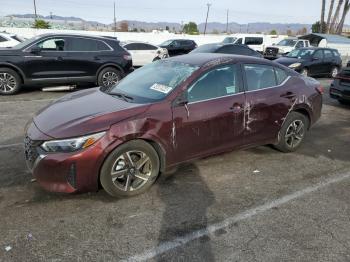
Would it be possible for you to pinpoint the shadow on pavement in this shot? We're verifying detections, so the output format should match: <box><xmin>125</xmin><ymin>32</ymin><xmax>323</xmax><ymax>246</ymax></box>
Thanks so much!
<box><xmin>155</xmin><ymin>163</ymin><xmax>215</xmax><ymax>261</ymax></box>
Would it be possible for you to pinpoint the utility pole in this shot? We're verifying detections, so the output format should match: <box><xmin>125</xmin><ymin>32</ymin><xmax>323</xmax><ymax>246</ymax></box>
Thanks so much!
<box><xmin>113</xmin><ymin>1</ymin><xmax>117</xmax><ymax>33</ymax></box>
<box><xmin>33</xmin><ymin>0</ymin><xmax>38</xmax><ymax>20</ymax></box>
<box><xmin>204</xmin><ymin>3</ymin><xmax>211</xmax><ymax>35</ymax></box>
<box><xmin>226</xmin><ymin>9</ymin><xmax>229</xmax><ymax>34</ymax></box>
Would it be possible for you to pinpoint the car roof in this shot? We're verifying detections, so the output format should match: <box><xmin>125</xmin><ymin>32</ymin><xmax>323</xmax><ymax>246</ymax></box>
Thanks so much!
<box><xmin>166</xmin><ymin>53</ymin><xmax>272</xmax><ymax>67</ymax></box>
<box><xmin>35</xmin><ymin>33</ymin><xmax>117</xmax><ymax>41</ymax></box>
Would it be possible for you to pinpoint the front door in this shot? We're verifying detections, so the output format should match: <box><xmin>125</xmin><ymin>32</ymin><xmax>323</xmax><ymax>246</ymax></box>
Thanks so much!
<box><xmin>24</xmin><ymin>37</ymin><xmax>69</xmax><ymax>81</ymax></box>
<box><xmin>310</xmin><ymin>50</ymin><xmax>326</xmax><ymax>75</ymax></box>
<box><xmin>172</xmin><ymin>64</ymin><xmax>246</xmax><ymax>161</ymax></box>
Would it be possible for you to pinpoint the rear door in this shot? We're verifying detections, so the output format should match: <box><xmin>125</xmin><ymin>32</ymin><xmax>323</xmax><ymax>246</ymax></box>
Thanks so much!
<box><xmin>310</xmin><ymin>49</ymin><xmax>326</xmax><ymax>75</ymax></box>
<box><xmin>172</xmin><ymin>64</ymin><xmax>246</xmax><ymax>160</ymax></box>
<box><xmin>138</xmin><ymin>43</ymin><xmax>158</xmax><ymax>65</ymax></box>
<box><xmin>65</xmin><ymin>36</ymin><xmax>112</xmax><ymax>78</ymax></box>
<box><xmin>323</xmin><ymin>49</ymin><xmax>335</xmax><ymax>73</ymax></box>
<box><xmin>124</xmin><ymin>43</ymin><xmax>143</xmax><ymax>66</ymax></box>
<box><xmin>23</xmin><ymin>37</ymin><xmax>69</xmax><ymax>80</ymax></box>
<box><xmin>242</xmin><ymin>64</ymin><xmax>295</xmax><ymax>145</ymax></box>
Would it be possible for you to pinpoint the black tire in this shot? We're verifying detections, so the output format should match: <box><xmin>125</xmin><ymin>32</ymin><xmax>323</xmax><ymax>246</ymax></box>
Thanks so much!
<box><xmin>274</xmin><ymin>112</ymin><xmax>309</xmax><ymax>153</ymax></box>
<box><xmin>0</xmin><ymin>68</ymin><xmax>21</xmax><ymax>95</ymax></box>
<box><xmin>97</xmin><ymin>67</ymin><xmax>122</xmax><ymax>88</ymax></box>
<box><xmin>100</xmin><ymin>140</ymin><xmax>160</xmax><ymax>197</ymax></box>
<box><xmin>152</xmin><ymin>56</ymin><xmax>161</xmax><ymax>62</ymax></box>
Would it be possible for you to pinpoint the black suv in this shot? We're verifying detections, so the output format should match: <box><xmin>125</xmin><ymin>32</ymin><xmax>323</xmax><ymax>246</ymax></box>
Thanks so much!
<box><xmin>159</xmin><ymin>39</ymin><xmax>197</xmax><ymax>56</ymax></box>
<box><xmin>0</xmin><ymin>34</ymin><xmax>133</xmax><ymax>95</ymax></box>
<box><xmin>190</xmin><ymin>43</ymin><xmax>263</xmax><ymax>58</ymax></box>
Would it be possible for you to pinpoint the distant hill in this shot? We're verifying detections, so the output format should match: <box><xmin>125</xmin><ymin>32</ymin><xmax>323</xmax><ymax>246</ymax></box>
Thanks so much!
<box><xmin>6</xmin><ymin>14</ymin><xmax>312</xmax><ymax>33</ymax></box>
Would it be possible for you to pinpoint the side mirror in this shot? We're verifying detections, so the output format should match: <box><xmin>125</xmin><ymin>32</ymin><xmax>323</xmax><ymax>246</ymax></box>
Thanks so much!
<box><xmin>174</xmin><ymin>92</ymin><xmax>188</xmax><ymax>107</ymax></box>
<box><xmin>30</xmin><ymin>46</ymin><xmax>41</xmax><ymax>54</ymax></box>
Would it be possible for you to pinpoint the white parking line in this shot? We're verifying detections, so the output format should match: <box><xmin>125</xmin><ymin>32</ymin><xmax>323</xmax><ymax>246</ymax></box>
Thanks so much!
<box><xmin>124</xmin><ymin>171</ymin><xmax>350</xmax><ymax>262</ymax></box>
<box><xmin>0</xmin><ymin>143</ymin><xmax>23</xmax><ymax>150</ymax></box>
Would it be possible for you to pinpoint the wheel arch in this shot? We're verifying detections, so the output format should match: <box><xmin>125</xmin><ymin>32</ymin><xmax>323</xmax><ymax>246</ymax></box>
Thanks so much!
<box><xmin>96</xmin><ymin>63</ymin><xmax>125</xmax><ymax>79</ymax></box>
<box><xmin>293</xmin><ymin>107</ymin><xmax>312</xmax><ymax>129</ymax></box>
<box><xmin>0</xmin><ymin>63</ymin><xmax>26</xmax><ymax>84</ymax></box>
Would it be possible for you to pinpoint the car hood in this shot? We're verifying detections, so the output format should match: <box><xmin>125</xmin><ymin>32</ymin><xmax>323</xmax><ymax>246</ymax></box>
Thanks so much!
<box><xmin>33</xmin><ymin>88</ymin><xmax>150</xmax><ymax>138</ymax></box>
<box><xmin>275</xmin><ymin>57</ymin><xmax>305</xmax><ymax>67</ymax></box>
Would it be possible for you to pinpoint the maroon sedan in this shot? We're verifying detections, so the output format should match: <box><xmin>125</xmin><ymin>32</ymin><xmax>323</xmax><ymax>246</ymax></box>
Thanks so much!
<box><xmin>24</xmin><ymin>54</ymin><xmax>323</xmax><ymax>197</ymax></box>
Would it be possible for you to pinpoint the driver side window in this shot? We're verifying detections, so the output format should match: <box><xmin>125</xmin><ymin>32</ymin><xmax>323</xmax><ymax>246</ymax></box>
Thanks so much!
<box><xmin>187</xmin><ymin>64</ymin><xmax>241</xmax><ymax>103</ymax></box>
<box><xmin>37</xmin><ymin>38</ymin><xmax>66</xmax><ymax>51</ymax></box>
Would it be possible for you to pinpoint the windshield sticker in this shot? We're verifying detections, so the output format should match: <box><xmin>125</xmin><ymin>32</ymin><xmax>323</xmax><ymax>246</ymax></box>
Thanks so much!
<box><xmin>226</xmin><ymin>85</ymin><xmax>236</xmax><ymax>94</ymax></box>
<box><xmin>150</xmin><ymin>83</ymin><xmax>172</xmax><ymax>94</ymax></box>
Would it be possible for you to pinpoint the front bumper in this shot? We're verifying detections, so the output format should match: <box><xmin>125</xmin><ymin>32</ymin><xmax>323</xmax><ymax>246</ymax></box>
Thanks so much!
<box><xmin>24</xmin><ymin>123</ymin><xmax>114</xmax><ymax>193</ymax></box>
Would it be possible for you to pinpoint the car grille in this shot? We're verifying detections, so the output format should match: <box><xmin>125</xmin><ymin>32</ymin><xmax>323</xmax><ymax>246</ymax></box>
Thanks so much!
<box><xmin>24</xmin><ymin>136</ymin><xmax>41</xmax><ymax>170</ymax></box>
<box><xmin>265</xmin><ymin>47</ymin><xmax>279</xmax><ymax>57</ymax></box>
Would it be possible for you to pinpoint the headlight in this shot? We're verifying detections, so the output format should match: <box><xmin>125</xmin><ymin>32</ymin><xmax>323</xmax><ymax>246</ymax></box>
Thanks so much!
<box><xmin>289</xmin><ymin>63</ymin><xmax>302</xmax><ymax>69</ymax></box>
<box><xmin>41</xmin><ymin>131</ymin><xmax>106</xmax><ymax>153</ymax></box>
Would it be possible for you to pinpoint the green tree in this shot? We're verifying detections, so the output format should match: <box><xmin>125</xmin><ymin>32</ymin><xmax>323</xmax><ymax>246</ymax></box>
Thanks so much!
<box><xmin>270</xmin><ymin>29</ymin><xmax>278</xmax><ymax>35</ymax></box>
<box><xmin>312</xmin><ymin>21</ymin><xmax>327</xmax><ymax>33</ymax></box>
<box><xmin>183</xmin><ymin>22</ymin><xmax>199</xmax><ymax>35</ymax></box>
<box><xmin>33</xmin><ymin>19</ymin><xmax>51</xmax><ymax>29</ymax></box>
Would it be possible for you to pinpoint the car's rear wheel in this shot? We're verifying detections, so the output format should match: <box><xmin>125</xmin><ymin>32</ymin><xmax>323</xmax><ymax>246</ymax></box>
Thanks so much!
<box><xmin>97</xmin><ymin>67</ymin><xmax>122</xmax><ymax>88</ymax></box>
<box><xmin>331</xmin><ymin>66</ymin><xmax>339</xmax><ymax>78</ymax></box>
<box><xmin>100</xmin><ymin>140</ymin><xmax>160</xmax><ymax>197</ymax></box>
<box><xmin>0</xmin><ymin>68</ymin><xmax>21</xmax><ymax>95</ymax></box>
<box><xmin>274</xmin><ymin>112</ymin><xmax>309</xmax><ymax>153</ymax></box>
<box><xmin>301</xmin><ymin>68</ymin><xmax>309</xmax><ymax>77</ymax></box>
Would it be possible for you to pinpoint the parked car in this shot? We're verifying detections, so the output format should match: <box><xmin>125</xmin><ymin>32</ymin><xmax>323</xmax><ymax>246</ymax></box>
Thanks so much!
<box><xmin>0</xmin><ymin>32</ymin><xmax>24</xmax><ymax>47</ymax></box>
<box><xmin>275</xmin><ymin>47</ymin><xmax>342</xmax><ymax>77</ymax></box>
<box><xmin>330</xmin><ymin>67</ymin><xmax>350</xmax><ymax>104</ymax></box>
<box><xmin>0</xmin><ymin>33</ymin><xmax>133</xmax><ymax>95</ymax></box>
<box><xmin>122</xmin><ymin>41</ymin><xmax>168</xmax><ymax>66</ymax></box>
<box><xmin>222</xmin><ymin>34</ymin><xmax>284</xmax><ymax>53</ymax></box>
<box><xmin>24</xmin><ymin>53</ymin><xmax>322</xmax><ymax>197</ymax></box>
<box><xmin>347</xmin><ymin>60</ymin><xmax>350</xmax><ymax>67</ymax></box>
<box><xmin>264</xmin><ymin>38</ymin><xmax>311</xmax><ymax>59</ymax></box>
<box><xmin>191</xmin><ymin>43</ymin><xmax>263</xmax><ymax>58</ymax></box>
<box><xmin>159</xmin><ymin>39</ymin><xmax>197</xmax><ymax>56</ymax></box>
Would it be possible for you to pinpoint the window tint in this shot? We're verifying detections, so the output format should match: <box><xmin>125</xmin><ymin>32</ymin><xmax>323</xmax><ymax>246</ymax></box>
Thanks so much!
<box><xmin>218</xmin><ymin>45</ymin><xmax>250</xmax><ymax>56</ymax></box>
<box><xmin>37</xmin><ymin>38</ymin><xmax>65</xmax><ymax>51</ymax></box>
<box><xmin>245</xmin><ymin>37</ymin><xmax>263</xmax><ymax>45</ymax></box>
<box><xmin>188</xmin><ymin>65</ymin><xmax>241</xmax><ymax>103</ymax></box>
<box><xmin>67</xmin><ymin>38</ymin><xmax>109</xmax><ymax>51</ymax></box>
<box><xmin>313</xmin><ymin>50</ymin><xmax>324</xmax><ymax>59</ymax></box>
<box><xmin>138</xmin><ymin>43</ymin><xmax>158</xmax><ymax>50</ymax></box>
<box><xmin>332</xmin><ymin>50</ymin><xmax>340</xmax><ymax>57</ymax></box>
<box><xmin>275</xmin><ymin>68</ymin><xmax>288</xmax><ymax>85</ymax></box>
<box><xmin>236</xmin><ymin>38</ymin><xmax>243</xmax><ymax>44</ymax></box>
<box><xmin>324</xmin><ymin>50</ymin><xmax>333</xmax><ymax>59</ymax></box>
<box><xmin>296</xmin><ymin>41</ymin><xmax>304</xmax><ymax>48</ymax></box>
<box><xmin>244</xmin><ymin>64</ymin><xmax>277</xmax><ymax>91</ymax></box>
<box><xmin>124</xmin><ymin>43</ymin><xmax>139</xmax><ymax>50</ymax></box>
<box><xmin>0</xmin><ymin>36</ymin><xmax>7</xmax><ymax>42</ymax></box>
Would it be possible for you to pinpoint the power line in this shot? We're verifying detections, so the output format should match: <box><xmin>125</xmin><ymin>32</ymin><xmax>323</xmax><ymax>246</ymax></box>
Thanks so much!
<box><xmin>204</xmin><ymin>3</ymin><xmax>211</xmax><ymax>35</ymax></box>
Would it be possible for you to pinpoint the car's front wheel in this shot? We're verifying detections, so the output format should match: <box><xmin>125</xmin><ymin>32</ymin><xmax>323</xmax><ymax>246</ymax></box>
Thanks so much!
<box><xmin>97</xmin><ymin>67</ymin><xmax>122</xmax><ymax>88</ymax></box>
<box><xmin>274</xmin><ymin>112</ymin><xmax>309</xmax><ymax>153</ymax></box>
<box><xmin>0</xmin><ymin>68</ymin><xmax>21</xmax><ymax>95</ymax></box>
<box><xmin>100</xmin><ymin>140</ymin><xmax>160</xmax><ymax>197</ymax></box>
<box><xmin>301</xmin><ymin>68</ymin><xmax>309</xmax><ymax>77</ymax></box>
<box><xmin>331</xmin><ymin>66</ymin><xmax>339</xmax><ymax>78</ymax></box>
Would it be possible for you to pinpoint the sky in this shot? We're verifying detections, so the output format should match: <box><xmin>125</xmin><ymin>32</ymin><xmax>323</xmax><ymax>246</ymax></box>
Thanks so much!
<box><xmin>0</xmin><ymin>0</ymin><xmax>349</xmax><ymax>25</ymax></box>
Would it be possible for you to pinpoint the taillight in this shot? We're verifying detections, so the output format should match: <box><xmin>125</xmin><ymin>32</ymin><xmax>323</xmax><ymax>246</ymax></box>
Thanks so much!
<box><xmin>123</xmin><ymin>54</ymin><xmax>132</xmax><ymax>61</ymax></box>
<box><xmin>316</xmin><ymin>85</ymin><xmax>324</xmax><ymax>94</ymax></box>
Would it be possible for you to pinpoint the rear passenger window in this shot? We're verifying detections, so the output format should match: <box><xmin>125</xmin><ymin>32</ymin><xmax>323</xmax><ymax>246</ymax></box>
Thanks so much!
<box><xmin>275</xmin><ymin>68</ymin><xmax>288</xmax><ymax>85</ymax></box>
<box><xmin>324</xmin><ymin>50</ymin><xmax>333</xmax><ymax>59</ymax></box>
<box><xmin>0</xmin><ymin>36</ymin><xmax>7</xmax><ymax>42</ymax></box>
<box><xmin>244</xmin><ymin>64</ymin><xmax>277</xmax><ymax>91</ymax></box>
<box><xmin>68</xmin><ymin>38</ymin><xmax>109</xmax><ymax>51</ymax></box>
<box><xmin>332</xmin><ymin>50</ymin><xmax>340</xmax><ymax>57</ymax></box>
<box><xmin>188</xmin><ymin>64</ymin><xmax>241</xmax><ymax>103</ymax></box>
<box><xmin>245</xmin><ymin>37</ymin><xmax>263</xmax><ymax>45</ymax></box>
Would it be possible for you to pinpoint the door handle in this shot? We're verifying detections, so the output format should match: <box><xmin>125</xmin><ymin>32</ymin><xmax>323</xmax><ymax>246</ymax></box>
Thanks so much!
<box><xmin>281</xmin><ymin>91</ymin><xmax>296</xmax><ymax>99</ymax></box>
<box><xmin>230</xmin><ymin>104</ymin><xmax>243</xmax><ymax>113</ymax></box>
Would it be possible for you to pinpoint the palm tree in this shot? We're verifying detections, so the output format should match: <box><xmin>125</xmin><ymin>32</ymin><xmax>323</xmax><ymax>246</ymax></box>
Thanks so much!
<box><xmin>330</xmin><ymin>0</ymin><xmax>344</xmax><ymax>33</ymax></box>
<box><xmin>326</xmin><ymin>0</ymin><xmax>336</xmax><ymax>33</ymax></box>
<box><xmin>336</xmin><ymin>0</ymin><xmax>350</xmax><ymax>34</ymax></box>
<box><xmin>321</xmin><ymin>0</ymin><xmax>326</xmax><ymax>32</ymax></box>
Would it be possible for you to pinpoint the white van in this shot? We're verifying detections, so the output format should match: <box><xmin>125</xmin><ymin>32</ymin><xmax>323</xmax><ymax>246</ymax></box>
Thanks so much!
<box><xmin>222</xmin><ymin>34</ymin><xmax>285</xmax><ymax>53</ymax></box>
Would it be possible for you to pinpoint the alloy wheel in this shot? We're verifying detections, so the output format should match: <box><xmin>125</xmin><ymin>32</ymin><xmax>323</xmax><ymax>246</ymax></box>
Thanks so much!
<box><xmin>301</xmin><ymin>69</ymin><xmax>308</xmax><ymax>77</ymax></box>
<box><xmin>331</xmin><ymin>67</ymin><xmax>338</xmax><ymax>78</ymax></box>
<box><xmin>110</xmin><ymin>150</ymin><xmax>152</xmax><ymax>192</ymax></box>
<box><xmin>102</xmin><ymin>71</ymin><xmax>120</xmax><ymax>87</ymax></box>
<box><xmin>0</xmin><ymin>73</ymin><xmax>16</xmax><ymax>93</ymax></box>
<box><xmin>285</xmin><ymin>120</ymin><xmax>305</xmax><ymax>149</ymax></box>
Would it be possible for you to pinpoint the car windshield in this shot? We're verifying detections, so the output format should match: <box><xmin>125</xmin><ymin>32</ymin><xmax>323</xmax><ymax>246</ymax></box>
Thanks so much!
<box><xmin>277</xmin><ymin>39</ymin><xmax>297</xmax><ymax>46</ymax></box>
<box><xmin>286</xmin><ymin>49</ymin><xmax>314</xmax><ymax>59</ymax></box>
<box><xmin>190</xmin><ymin>44</ymin><xmax>219</xmax><ymax>53</ymax></box>
<box><xmin>108</xmin><ymin>60</ymin><xmax>199</xmax><ymax>103</ymax></box>
<box><xmin>160</xmin><ymin>40</ymin><xmax>173</xmax><ymax>46</ymax></box>
<box><xmin>12</xmin><ymin>35</ymin><xmax>41</xmax><ymax>49</ymax></box>
<box><xmin>222</xmin><ymin>37</ymin><xmax>237</xmax><ymax>44</ymax></box>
